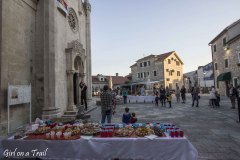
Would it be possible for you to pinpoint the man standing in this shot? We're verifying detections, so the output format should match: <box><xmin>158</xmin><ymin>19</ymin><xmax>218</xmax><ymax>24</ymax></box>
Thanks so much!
<box><xmin>100</xmin><ymin>85</ymin><xmax>115</xmax><ymax>123</ymax></box>
<box><xmin>80</xmin><ymin>82</ymin><xmax>88</xmax><ymax>111</ymax></box>
<box><xmin>229</xmin><ymin>84</ymin><xmax>237</xmax><ymax>109</ymax></box>
<box><xmin>180</xmin><ymin>85</ymin><xmax>186</xmax><ymax>103</ymax></box>
<box><xmin>236</xmin><ymin>85</ymin><xmax>240</xmax><ymax>122</ymax></box>
<box><xmin>192</xmin><ymin>84</ymin><xmax>200</xmax><ymax>107</ymax></box>
<box><xmin>159</xmin><ymin>85</ymin><xmax>166</xmax><ymax>107</ymax></box>
<box><xmin>122</xmin><ymin>89</ymin><xmax>128</xmax><ymax>104</ymax></box>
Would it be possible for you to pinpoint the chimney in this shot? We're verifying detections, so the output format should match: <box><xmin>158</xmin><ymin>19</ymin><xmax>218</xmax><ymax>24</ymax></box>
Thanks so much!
<box><xmin>116</xmin><ymin>73</ymin><xmax>119</xmax><ymax>77</ymax></box>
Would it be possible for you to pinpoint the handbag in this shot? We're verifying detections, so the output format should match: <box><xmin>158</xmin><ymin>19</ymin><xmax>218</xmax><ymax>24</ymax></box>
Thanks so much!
<box><xmin>198</xmin><ymin>95</ymin><xmax>200</xmax><ymax>99</ymax></box>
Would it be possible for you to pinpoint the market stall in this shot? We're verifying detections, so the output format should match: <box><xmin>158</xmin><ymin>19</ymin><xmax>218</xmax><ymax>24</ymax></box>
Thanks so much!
<box><xmin>0</xmin><ymin>122</ymin><xmax>198</xmax><ymax>160</ymax></box>
<box><xmin>127</xmin><ymin>95</ymin><xmax>155</xmax><ymax>103</ymax></box>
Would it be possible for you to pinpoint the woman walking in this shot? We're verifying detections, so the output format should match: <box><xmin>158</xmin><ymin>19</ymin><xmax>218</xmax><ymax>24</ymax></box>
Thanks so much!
<box><xmin>175</xmin><ymin>86</ymin><xmax>180</xmax><ymax>103</ymax></box>
<box><xmin>210</xmin><ymin>86</ymin><xmax>217</xmax><ymax>108</ymax></box>
<box><xmin>180</xmin><ymin>85</ymin><xmax>186</xmax><ymax>103</ymax></box>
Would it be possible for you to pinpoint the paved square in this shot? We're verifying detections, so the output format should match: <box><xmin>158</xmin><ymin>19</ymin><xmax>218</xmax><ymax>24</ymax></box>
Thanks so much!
<box><xmin>89</xmin><ymin>94</ymin><xmax>240</xmax><ymax>160</ymax></box>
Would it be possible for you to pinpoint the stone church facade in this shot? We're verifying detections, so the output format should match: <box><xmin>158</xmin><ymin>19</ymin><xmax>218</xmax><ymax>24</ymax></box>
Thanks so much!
<box><xmin>0</xmin><ymin>0</ymin><xmax>92</xmax><ymax>135</ymax></box>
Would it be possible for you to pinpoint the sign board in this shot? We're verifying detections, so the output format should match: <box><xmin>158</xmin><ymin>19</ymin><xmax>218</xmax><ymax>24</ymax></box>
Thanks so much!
<box><xmin>8</xmin><ymin>84</ymin><xmax>31</xmax><ymax>133</ymax></box>
<box><xmin>8</xmin><ymin>85</ymin><xmax>31</xmax><ymax>105</ymax></box>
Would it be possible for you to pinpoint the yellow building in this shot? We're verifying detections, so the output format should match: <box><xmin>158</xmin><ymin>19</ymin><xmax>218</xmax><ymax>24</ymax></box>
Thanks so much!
<box><xmin>130</xmin><ymin>51</ymin><xmax>184</xmax><ymax>90</ymax></box>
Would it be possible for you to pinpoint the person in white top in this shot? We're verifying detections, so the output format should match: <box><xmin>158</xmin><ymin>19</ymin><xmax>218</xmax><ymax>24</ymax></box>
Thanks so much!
<box><xmin>210</xmin><ymin>86</ymin><xmax>216</xmax><ymax>108</ymax></box>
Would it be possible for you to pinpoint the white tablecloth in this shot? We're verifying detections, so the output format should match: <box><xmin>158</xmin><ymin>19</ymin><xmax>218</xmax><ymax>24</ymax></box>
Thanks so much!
<box><xmin>0</xmin><ymin>137</ymin><xmax>4</xmax><ymax>159</ymax></box>
<box><xmin>1</xmin><ymin>137</ymin><xmax>198</xmax><ymax>160</ymax></box>
<box><xmin>127</xmin><ymin>96</ymin><xmax>155</xmax><ymax>103</ymax></box>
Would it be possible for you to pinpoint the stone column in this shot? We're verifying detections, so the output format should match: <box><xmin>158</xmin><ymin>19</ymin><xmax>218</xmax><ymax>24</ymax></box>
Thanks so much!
<box><xmin>42</xmin><ymin>0</ymin><xmax>60</xmax><ymax>119</ymax></box>
<box><xmin>84</xmin><ymin>1</ymin><xmax>92</xmax><ymax>100</ymax></box>
<box><xmin>67</xmin><ymin>70</ymin><xmax>76</xmax><ymax>111</ymax></box>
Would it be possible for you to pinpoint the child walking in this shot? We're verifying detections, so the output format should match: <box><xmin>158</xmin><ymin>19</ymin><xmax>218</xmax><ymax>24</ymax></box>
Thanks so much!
<box><xmin>166</xmin><ymin>92</ymin><xmax>172</xmax><ymax>108</ymax></box>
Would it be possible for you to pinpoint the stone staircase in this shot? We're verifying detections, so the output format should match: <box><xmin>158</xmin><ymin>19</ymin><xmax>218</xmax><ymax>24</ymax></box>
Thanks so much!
<box><xmin>62</xmin><ymin>102</ymin><xmax>96</xmax><ymax>120</ymax></box>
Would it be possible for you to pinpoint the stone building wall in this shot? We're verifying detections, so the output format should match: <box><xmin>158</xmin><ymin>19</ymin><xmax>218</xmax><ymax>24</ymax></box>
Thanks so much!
<box><xmin>131</xmin><ymin>52</ymin><xmax>183</xmax><ymax>90</ymax></box>
<box><xmin>0</xmin><ymin>0</ymin><xmax>37</xmax><ymax>134</ymax></box>
<box><xmin>0</xmin><ymin>0</ymin><xmax>92</xmax><ymax>135</ymax></box>
<box><xmin>212</xmin><ymin>33</ymin><xmax>240</xmax><ymax>95</ymax></box>
<box><xmin>131</xmin><ymin>56</ymin><xmax>164</xmax><ymax>83</ymax></box>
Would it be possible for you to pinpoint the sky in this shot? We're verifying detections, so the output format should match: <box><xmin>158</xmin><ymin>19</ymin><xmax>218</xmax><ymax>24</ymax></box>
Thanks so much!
<box><xmin>90</xmin><ymin>0</ymin><xmax>240</xmax><ymax>76</ymax></box>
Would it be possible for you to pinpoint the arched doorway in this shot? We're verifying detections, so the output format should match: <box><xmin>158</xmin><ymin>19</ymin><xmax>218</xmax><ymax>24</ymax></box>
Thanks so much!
<box><xmin>73</xmin><ymin>56</ymin><xmax>84</xmax><ymax>105</ymax></box>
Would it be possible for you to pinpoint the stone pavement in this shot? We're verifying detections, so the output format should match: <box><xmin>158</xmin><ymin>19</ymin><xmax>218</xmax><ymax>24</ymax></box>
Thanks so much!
<box><xmin>89</xmin><ymin>94</ymin><xmax>240</xmax><ymax>160</ymax></box>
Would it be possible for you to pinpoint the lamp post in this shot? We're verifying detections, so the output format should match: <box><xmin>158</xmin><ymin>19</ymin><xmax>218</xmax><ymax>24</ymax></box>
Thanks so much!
<box><xmin>203</xmin><ymin>72</ymin><xmax>206</xmax><ymax>93</ymax></box>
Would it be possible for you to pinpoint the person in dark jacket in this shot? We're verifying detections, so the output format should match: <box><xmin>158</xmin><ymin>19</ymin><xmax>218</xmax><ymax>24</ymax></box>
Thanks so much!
<box><xmin>229</xmin><ymin>84</ymin><xmax>237</xmax><ymax>109</ymax></box>
<box><xmin>180</xmin><ymin>85</ymin><xmax>186</xmax><ymax>103</ymax></box>
<box><xmin>130</xmin><ymin>112</ymin><xmax>137</xmax><ymax>123</ymax></box>
<box><xmin>122</xmin><ymin>107</ymin><xmax>131</xmax><ymax>124</ymax></box>
<box><xmin>159</xmin><ymin>85</ymin><xmax>166</xmax><ymax>107</ymax></box>
<box><xmin>80</xmin><ymin>82</ymin><xmax>88</xmax><ymax>110</ymax></box>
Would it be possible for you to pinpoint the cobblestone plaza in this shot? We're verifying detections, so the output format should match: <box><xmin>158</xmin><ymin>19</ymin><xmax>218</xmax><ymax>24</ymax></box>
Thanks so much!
<box><xmin>90</xmin><ymin>94</ymin><xmax>240</xmax><ymax>160</ymax></box>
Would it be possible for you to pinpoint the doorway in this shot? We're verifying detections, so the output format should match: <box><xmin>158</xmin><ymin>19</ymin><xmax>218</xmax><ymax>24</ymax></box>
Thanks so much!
<box><xmin>73</xmin><ymin>73</ymin><xmax>78</xmax><ymax>105</ymax></box>
<box><xmin>225</xmin><ymin>81</ymin><xmax>230</xmax><ymax>97</ymax></box>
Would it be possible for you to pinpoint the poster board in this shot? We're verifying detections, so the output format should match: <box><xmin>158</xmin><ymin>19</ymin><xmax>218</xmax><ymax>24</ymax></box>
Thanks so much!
<box><xmin>7</xmin><ymin>84</ymin><xmax>31</xmax><ymax>133</ymax></box>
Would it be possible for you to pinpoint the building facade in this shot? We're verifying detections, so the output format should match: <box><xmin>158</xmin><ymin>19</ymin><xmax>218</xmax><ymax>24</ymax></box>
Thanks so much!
<box><xmin>0</xmin><ymin>0</ymin><xmax>92</xmax><ymax>135</ymax></box>
<box><xmin>183</xmin><ymin>70</ymin><xmax>197</xmax><ymax>92</ymax></box>
<box><xmin>130</xmin><ymin>51</ymin><xmax>184</xmax><ymax>90</ymax></box>
<box><xmin>209</xmin><ymin>19</ymin><xmax>240</xmax><ymax>96</ymax></box>
<box><xmin>92</xmin><ymin>74</ymin><xmax>129</xmax><ymax>94</ymax></box>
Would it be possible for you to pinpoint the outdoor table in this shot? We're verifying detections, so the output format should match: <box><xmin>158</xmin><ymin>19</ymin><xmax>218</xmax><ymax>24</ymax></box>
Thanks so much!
<box><xmin>0</xmin><ymin>136</ymin><xmax>4</xmax><ymax>159</ymax></box>
<box><xmin>127</xmin><ymin>95</ymin><xmax>155</xmax><ymax>103</ymax></box>
<box><xmin>1</xmin><ymin>136</ymin><xmax>198</xmax><ymax>160</ymax></box>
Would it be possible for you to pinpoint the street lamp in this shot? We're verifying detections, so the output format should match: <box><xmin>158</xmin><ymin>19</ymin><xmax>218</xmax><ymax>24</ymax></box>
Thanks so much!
<box><xmin>203</xmin><ymin>72</ymin><xmax>206</xmax><ymax>93</ymax></box>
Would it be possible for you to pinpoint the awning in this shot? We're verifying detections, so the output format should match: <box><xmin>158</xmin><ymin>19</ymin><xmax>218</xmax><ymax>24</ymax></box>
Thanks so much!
<box><xmin>217</xmin><ymin>72</ymin><xmax>231</xmax><ymax>81</ymax></box>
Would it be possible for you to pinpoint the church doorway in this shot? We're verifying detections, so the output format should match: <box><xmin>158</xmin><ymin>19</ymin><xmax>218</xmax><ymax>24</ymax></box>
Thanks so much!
<box><xmin>73</xmin><ymin>56</ymin><xmax>84</xmax><ymax>106</ymax></box>
<box><xmin>73</xmin><ymin>73</ymin><xmax>78</xmax><ymax>105</ymax></box>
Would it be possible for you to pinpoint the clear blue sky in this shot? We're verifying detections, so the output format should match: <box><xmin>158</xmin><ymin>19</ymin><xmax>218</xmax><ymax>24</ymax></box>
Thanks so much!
<box><xmin>91</xmin><ymin>0</ymin><xmax>240</xmax><ymax>76</ymax></box>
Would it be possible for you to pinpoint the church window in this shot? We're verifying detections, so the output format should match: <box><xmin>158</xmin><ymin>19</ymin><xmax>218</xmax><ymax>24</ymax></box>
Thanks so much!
<box><xmin>68</xmin><ymin>8</ymin><xmax>79</xmax><ymax>33</ymax></box>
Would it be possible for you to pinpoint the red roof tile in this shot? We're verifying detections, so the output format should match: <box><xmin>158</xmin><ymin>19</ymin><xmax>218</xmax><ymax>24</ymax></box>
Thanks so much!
<box><xmin>106</xmin><ymin>76</ymin><xmax>129</xmax><ymax>85</ymax></box>
<box><xmin>156</xmin><ymin>51</ymin><xmax>175</xmax><ymax>61</ymax></box>
<box><xmin>92</xmin><ymin>75</ymin><xmax>129</xmax><ymax>85</ymax></box>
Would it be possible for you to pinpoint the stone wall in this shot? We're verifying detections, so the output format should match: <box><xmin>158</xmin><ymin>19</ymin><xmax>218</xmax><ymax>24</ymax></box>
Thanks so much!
<box><xmin>0</xmin><ymin>0</ymin><xmax>37</xmax><ymax>134</ymax></box>
<box><xmin>131</xmin><ymin>56</ymin><xmax>164</xmax><ymax>83</ymax></box>
<box><xmin>55</xmin><ymin>0</ymin><xmax>89</xmax><ymax>113</ymax></box>
<box><xmin>212</xmin><ymin>33</ymin><xmax>240</xmax><ymax>95</ymax></box>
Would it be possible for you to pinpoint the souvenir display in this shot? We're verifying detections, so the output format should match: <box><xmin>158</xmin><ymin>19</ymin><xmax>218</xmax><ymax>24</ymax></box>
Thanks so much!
<box><xmin>135</xmin><ymin>127</ymin><xmax>154</xmax><ymax>137</ymax></box>
<box><xmin>17</xmin><ymin>122</ymin><xmax>184</xmax><ymax>140</ymax></box>
<box><xmin>114</xmin><ymin>126</ymin><xmax>134</xmax><ymax>137</ymax></box>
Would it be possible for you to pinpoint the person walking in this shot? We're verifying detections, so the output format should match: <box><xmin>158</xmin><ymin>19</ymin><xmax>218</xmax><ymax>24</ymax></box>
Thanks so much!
<box><xmin>79</xmin><ymin>82</ymin><xmax>88</xmax><ymax>111</ymax></box>
<box><xmin>209</xmin><ymin>86</ymin><xmax>217</xmax><ymax>108</ymax></box>
<box><xmin>180</xmin><ymin>85</ymin><xmax>186</xmax><ymax>103</ymax></box>
<box><xmin>159</xmin><ymin>85</ymin><xmax>166</xmax><ymax>107</ymax></box>
<box><xmin>192</xmin><ymin>85</ymin><xmax>200</xmax><ymax>107</ymax></box>
<box><xmin>122</xmin><ymin>89</ymin><xmax>128</xmax><ymax>104</ymax></box>
<box><xmin>155</xmin><ymin>91</ymin><xmax>159</xmax><ymax>106</ymax></box>
<box><xmin>229</xmin><ymin>84</ymin><xmax>237</xmax><ymax>109</ymax></box>
<box><xmin>175</xmin><ymin>86</ymin><xmax>180</xmax><ymax>103</ymax></box>
<box><xmin>215</xmin><ymin>90</ymin><xmax>221</xmax><ymax>107</ymax></box>
<box><xmin>166</xmin><ymin>92</ymin><xmax>172</xmax><ymax>108</ymax></box>
<box><xmin>100</xmin><ymin>85</ymin><xmax>115</xmax><ymax>123</ymax></box>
